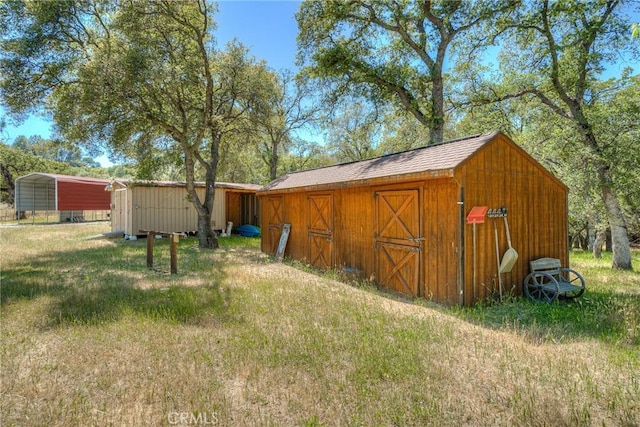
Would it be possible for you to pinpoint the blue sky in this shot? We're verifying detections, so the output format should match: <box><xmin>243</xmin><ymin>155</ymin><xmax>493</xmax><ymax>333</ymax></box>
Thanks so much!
<box><xmin>1</xmin><ymin>1</ymin><xmax>637</xmax><ymax>166</ymax></box>
<box><xmin>1</xmin><ymin>0</ymin><xmax>303</xmax><ymax>165</ymax></box>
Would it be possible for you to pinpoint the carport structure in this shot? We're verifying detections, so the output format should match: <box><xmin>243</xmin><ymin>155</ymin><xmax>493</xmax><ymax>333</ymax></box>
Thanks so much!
<box><xmin>14</xmin><ymin>173</ymin><xmax>111</xmax><ymax>222</ymax></box>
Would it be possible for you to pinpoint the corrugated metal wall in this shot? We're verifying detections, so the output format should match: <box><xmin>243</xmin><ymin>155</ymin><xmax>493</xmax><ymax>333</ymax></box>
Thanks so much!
<box><xmin>15</xmin><ymin>174</ymin><xmax>111</xmax><ymax>213</ymax></box>
<box><xmin>15</xmin><ymin>179</ymin><xmax>56</xmax><ymax>211</ymax></box>
<box><xmin>116</xmin><ymin>186</ymin><xmax>228</xmax><ymax>235</ymax></box>
<box><xmin>57</xmin><ymin>181</ymin><xmax>111</xmax><ymax>210</ymax></box>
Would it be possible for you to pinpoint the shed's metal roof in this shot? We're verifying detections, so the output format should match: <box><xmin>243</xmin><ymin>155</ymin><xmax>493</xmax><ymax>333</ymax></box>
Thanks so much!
<box><xmin>260</xmin><ymin>131</ymin><xmax>499</xmax><ymax>192</ymax></box>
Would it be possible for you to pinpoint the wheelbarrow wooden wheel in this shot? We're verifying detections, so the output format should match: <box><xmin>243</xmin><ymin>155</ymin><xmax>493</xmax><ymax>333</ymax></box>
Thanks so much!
<box><xmin>559</xmin><ymin>268</ymin><xmax>586</xmax><ymax>298</ymax></box>
<box><xmin>524</xmin><ymin>272</ymin><xmax>559</xmax><ymax>303</ymax></box>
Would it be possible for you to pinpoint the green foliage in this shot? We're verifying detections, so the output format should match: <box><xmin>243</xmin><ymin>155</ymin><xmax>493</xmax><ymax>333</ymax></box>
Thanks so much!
<box><xmin>216</xmin><ymin>133</ymin><xmax>267</xmax><ymax>184</ymax></box>
<box><xmin>458</xmin><ymin>0</ymin><xmax>639</xmax><ymax>267</ymax></box>
<box><xmin>12</xmin><ymin>135</ymin><xmax>99</xmax><ymax>167</ymax></box>
<box><xmin>0</xmin><ymin>142</ymin><xmax>68</xmax><ymax>204</ymax></box>
<box><xmin>278</xmin><ymin>137</ymin><xmax>334</xmax><ymax>174</ymax></box>
<box><xmin>322</xmin><ymin>99</ymin><xmax>381</xmax><ymax>162</ymax></box>
<box><xmin>0</xmin><ymin>0</ymin><xmax>279</xmax><ymax>247</ymax></box>
<box><xmin>297</xmin><ymin>0</ymin><xmax>515</xmax><ymax>144</ymax></box>
<box><xmin>248</xmin><ymin>70</ymin><xmax>320</xmax><ymax>180</ymax></box>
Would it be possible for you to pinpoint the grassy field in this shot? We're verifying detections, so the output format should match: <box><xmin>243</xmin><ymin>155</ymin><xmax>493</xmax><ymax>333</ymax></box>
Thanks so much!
<box><xmin>1</xmin><ymin>223</ymin><xmax>638</xmax><ymax>426</ymax></box>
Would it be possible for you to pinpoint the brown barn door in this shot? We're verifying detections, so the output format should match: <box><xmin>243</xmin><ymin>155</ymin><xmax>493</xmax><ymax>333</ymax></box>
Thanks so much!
<box><xmin>308</xmin><ymin>194</ymin><xmax>333</xmax><ymax>269</ymax></box>
<box><xmin>375</xmin><ymin>189</ymin><xmax>421</xmax><ymax>296</ymax></box>
<box><xmin>267</xmin><ymin>196</ymin><xmax>284</xmax><ymax>253</ymax></box>
<box><xmin>226</xmin><ymin>192</ymin><xmax>241</xmax><ymax>227</ymax></box>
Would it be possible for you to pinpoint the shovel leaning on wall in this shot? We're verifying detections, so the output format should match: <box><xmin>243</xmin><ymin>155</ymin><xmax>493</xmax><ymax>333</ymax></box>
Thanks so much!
<box><xmin>490</xmin><ymin>207</ymin><xmax>519</xmax><ymax>301</ymax></box>
<box><xmin>499</xmin><ymin>208</ymin><xmax>518</xmax><ymax>274</ymax></box>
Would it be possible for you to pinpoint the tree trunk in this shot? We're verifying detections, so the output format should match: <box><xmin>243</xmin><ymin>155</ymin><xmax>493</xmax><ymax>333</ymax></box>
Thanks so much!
<box><xmin>581</xmin><ymin>235</ymin><xmax>589</xmax><ymax>250</ymax></box>
<box><xmin>597</xmin><ymin>166</ymin><xmax>632</xmax><ymax>269</ymax></box>
<box><xmin>197</xmin><ymin>213</ymin><xmax>218</xmax><ymax>249</ymax></box>
<box><xmin>587</xmin><ymin>219</ymin><xmax>596</xmax><ymax>251</ymax></box>
<box><xmin>184</xmin><ymin>148</ymin><xmax>219</xmax><ymax>250</ymax></box>
<box><xmin>570</xmin><ymin>104</ymin><xmax>632</xmax><ymax>269</ymax></box>
<box><xmin>1</xmin><ymin>163</ymin><xmax>16</xmax><ymax>205</ymax></box>
<box><xmin>593</xmin><ymin>228</ymin><xmax>606</xmax><ymax>259</ymax></box>
<box><xmin>270</xmin><ymin>142</ymin><xmax>279</xmax><ymax>181</ymax></box>
<box><xmin>430</xmin><ymin>72</ymin><xmax>444</xmax><ymax>144</ymax></box>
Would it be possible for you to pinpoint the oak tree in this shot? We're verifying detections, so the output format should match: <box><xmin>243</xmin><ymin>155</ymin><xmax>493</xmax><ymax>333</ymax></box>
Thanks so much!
<box><xmin>1</xmin><ymin>0</ymin><xmax>269</xmax><ymax>248</ymax></box>
<box><xmin>296</xmin><ymin>0</ymin><xmax>514</xmax><ymax>144</ymax></box>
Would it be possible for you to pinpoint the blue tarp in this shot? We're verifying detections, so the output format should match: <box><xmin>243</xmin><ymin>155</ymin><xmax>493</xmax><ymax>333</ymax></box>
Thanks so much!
<box><xmin>235</xmin><ymin>224</ymin><xmax>261</xmax><ymax>237</ymax></box>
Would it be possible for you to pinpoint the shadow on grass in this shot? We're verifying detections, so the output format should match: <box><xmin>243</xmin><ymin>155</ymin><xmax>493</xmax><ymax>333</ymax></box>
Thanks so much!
<box><xmin>450</xmin><ymin>288</ymin><xmax>640</xmax><ymax>347</ymax></box>
<box><xmin>49</xmin><ymin>278</ymin><xmax>232</xmax><ymax>327</ymax></box>
<box><xmin>1</xmin><ymin>237</ymin><xmax>235</xmax><ymax>328</ymax></box>
<box><xmin>282</xmin><ymin>251</ymin><xmax>640</xmax><ymax>347</ymax></box>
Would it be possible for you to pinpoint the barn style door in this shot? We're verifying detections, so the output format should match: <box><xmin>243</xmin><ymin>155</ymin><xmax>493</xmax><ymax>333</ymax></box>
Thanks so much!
<box><xmin>226</xmin><ymin>192</ymin><xmax>241</xmax><ymax>227</ymax></box>
<box><xmin>267</xmin><ymin>196</ymin><xmax>284</xmax><ymax>253</ymax></box>
<box><xmin>308</xmin><ymin>194</ymin><xmax>333</xmax><ymax>269</ymax></box>
<box><xmin>375</xmin><ymin>189</ymin><xmax>421</xmax><ymax>296</ymax></box>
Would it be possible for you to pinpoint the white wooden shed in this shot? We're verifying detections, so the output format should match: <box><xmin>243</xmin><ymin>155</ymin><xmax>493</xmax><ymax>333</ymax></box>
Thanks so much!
<box><xmin>108</xmin><ymin>180</ymin><xmax>261</xmax><ymax>236</ymax></box>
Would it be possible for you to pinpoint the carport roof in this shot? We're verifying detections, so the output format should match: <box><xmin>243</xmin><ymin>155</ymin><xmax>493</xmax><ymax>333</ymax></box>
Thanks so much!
<box><xmin>16</xmin><ymin>173</ymin><xmax>111</xmax><ymax>186</ymax></box>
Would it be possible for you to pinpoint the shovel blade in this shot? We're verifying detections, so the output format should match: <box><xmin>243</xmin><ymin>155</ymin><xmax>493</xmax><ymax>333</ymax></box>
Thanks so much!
<box><xmin>499</xmin><ymin>248</ymin><xmax>518</xmax><ymax>273</ymax></box>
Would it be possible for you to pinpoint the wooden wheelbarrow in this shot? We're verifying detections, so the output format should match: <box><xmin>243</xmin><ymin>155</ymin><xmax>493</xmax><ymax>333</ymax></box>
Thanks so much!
<box><xmin>523</xmin><ymin>258</ymin><xmax>586</xmax><ymax>303</ymax></box>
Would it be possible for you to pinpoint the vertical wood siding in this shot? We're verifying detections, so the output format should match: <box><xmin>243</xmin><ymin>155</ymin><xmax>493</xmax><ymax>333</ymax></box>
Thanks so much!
<box><xmin>423</xmin><ymin>179</ymin><xmax>459</xmax><ymax>304</ymax></box>
<box><xmin>308</xmin><ymin>194</ymin><xmax>334</xmax><ymax>269</ymax></box>
<box><xmin>263</xmin><ymin>196</ymin><xmax>285</xmax><ymax>254</ymax></box>
<box><xmin>259</xmin><ymin>133</ymin><xmax>568</xmax><ymax>306</ymax></box>
<box><xmin>455</xmin><ymin>134</ymin><xmax>568</xmax><ymax>304</ymax></box>
<box><xmin>226</xmin><ymin>192</ymin><xmax>241</xmax><ymax>227</ymax></box>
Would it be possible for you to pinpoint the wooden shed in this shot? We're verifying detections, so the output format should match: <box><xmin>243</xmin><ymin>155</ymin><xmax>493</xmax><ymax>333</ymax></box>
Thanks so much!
<box><xmin>109</xmin><ymin>180</ymin><xmax>261</xmax><ymax>236</ymax></box>
<box><xmin>14</xmin><ymin>173</ymin><xmax>111</xmax><ymax>221</ymax></box>
<box><xmin>258</xmin><ymin>131</ymin><xmax>568</xmax><ymax>306</ymax></box>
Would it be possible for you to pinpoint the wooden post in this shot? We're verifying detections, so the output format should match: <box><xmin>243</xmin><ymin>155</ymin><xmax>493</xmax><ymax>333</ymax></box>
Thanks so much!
<box><xmin>147</xmin><ymin>231</ymin><xmax>155</xmax><ymax>268</ymax></box>
<box><xmin>170</xmin><ymin>233</ymin><xmax>179</xmax><ymax>274</ymax></box>
<box><xmin>142</xmin><ymin>230</ymin><xmax>180</xmax><ymax>274</ymax></box>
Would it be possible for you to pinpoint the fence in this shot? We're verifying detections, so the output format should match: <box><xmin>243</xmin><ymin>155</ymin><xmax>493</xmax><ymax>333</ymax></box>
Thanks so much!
<box><xmin>0</xmin><ymin>207</ymin><xmax>110</xmax><ymax>224</ymax></box>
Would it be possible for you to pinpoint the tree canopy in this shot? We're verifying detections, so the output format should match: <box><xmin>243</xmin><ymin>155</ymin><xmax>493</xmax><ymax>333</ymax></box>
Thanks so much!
<box><xmin>484</xmin><ymin>0</ymin><xmax>638</xmax><ymax>269</ymax></box>
<box><xmin>296</xmin><ymin>0</ymin><xmax>515</xmax><ymax>144</ymax></box>
<box><xmin>1</xmin><ymin>0</ymin><xmax>277</xmax><ymax>248</ymax></box>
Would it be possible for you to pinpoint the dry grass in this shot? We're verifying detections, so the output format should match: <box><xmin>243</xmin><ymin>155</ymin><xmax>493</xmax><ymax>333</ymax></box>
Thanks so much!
<box><xmin>1</xmin><ymin>223</ymin><xmax>639</xmax><ymax>426</ymax></box>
